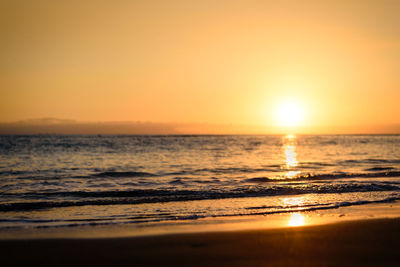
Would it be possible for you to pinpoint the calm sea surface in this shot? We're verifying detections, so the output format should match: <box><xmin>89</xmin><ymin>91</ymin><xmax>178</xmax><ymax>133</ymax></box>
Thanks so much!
<box><xmin>1</xmin><ymin>135</ymin><xmax>400</xmax><ymax>229</ymax></box>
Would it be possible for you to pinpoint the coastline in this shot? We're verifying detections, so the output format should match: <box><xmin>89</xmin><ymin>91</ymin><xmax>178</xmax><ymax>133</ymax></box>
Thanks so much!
<box><xmin>2</xmin><ymin>200</ymin><xmax>400</xmax><ymax>240</ymax></box>
<box><xmin>1</xmin><ymin>217</ymin><xmax>399</xmax><ymax>266</ymax></box>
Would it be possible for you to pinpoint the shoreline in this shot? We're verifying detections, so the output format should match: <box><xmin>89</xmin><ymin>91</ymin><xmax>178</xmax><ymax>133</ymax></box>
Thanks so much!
<box><xmin>1</xmin><ymin>217</ymin><xmax>399</xmax><ymax>266</ymax></box>
<box><xmin>1</xmin><ymin>200</ymin><xmax>400</xmax><ymax>240</ymax></box>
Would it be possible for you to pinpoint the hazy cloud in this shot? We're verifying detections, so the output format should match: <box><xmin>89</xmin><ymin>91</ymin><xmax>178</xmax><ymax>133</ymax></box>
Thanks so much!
<box><xmin>0</xmin><ymin>118</ymin><xmax>399</xmax><ymax>135</ymax></box>
<box><xmin>0</xmin><ymin>118</ymin><xmax>181</xmax><ymax>135</ymax></box>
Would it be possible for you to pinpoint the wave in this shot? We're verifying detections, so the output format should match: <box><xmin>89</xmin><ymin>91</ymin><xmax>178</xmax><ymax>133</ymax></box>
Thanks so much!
<box><xmin>364</xmin><ymin>167</ymin><xmax>395</xmax><ymax>171</ymax></box>
<box><xmin>299</xmin><ymin>171</ymin><xmax>400</xmax><ymax>180</ymax></box>
<box><xmin>1</xmin><ymin>196</ymin><xmax>400</xmax><ymax>230</ymax></box>
<box><xmin>92</xmin><ymin>171</ymin><xmax>157</xmax><ymax>178</ymax></box>
<box><xmin>340</xmin><ymin>159</ymin><xmax>400</xmax><ymax>164</ymax></box>
<box><xmin>239</xmin><ymin>196</ymin><xmax>400</xmax><ymax>216</ymax></box>
<box><xmin>166</xmin><ymin>167</ymin><xmax>280</xmax><ymax>176</ymax></box>
<box><xmin>87</xmin><ymin>169</ymin><xmax>400</xmax><ymax>180</ymax></box>
<box><xmin>2</xmin><ymin>162</ymin><xmax>399</xmax><ymax>182</ymax></box>
<box><xmin>1</xmin><ymin>182</ymin><xmax>399</xmax><ymax>212</ymax></box>
<box><xmin>244</xmin><ymin>171</ymin><xmax>400</xmax><ymax>183</ymax></box>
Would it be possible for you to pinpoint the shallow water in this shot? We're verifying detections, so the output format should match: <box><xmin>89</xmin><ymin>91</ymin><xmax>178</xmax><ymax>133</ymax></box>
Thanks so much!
<box><xmin>1</xmin><ymin>134</ymin><xmax>400</xmax><ymax>229</ymax></box>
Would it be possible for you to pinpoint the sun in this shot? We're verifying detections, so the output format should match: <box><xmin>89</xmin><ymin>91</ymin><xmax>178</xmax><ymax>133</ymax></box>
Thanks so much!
<box><xmin>275</xmin><ymin>100</ymin><xmax>304</xmax><ymax>127</ymax></box>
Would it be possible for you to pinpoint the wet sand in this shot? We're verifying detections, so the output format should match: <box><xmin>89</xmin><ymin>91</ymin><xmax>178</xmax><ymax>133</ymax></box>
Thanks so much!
<box><xmin>1</xmin><ymin>218</ymin><xmax>399</xmax><ymax>266</ymax></box>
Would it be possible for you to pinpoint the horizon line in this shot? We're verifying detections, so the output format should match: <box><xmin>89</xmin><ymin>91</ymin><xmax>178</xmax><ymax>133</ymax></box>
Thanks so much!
<box><xmin>0</xmin><ymin>118</ymin><xmax>399</xmax><ymax>135</ymax></box>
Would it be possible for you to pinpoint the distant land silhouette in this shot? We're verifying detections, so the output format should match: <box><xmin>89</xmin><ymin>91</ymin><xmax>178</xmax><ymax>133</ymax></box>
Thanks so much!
<box><xmin>0</xmin><ymin>118</ymin><xmax>399</xmax><ymax>135</ymax></box>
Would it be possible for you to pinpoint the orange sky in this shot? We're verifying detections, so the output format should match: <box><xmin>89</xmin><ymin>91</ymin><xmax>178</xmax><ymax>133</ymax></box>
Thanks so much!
<box><xmin>1</xmin><ymin>0</ymin><xmax>400</xmax><ymax>134</ymax></box>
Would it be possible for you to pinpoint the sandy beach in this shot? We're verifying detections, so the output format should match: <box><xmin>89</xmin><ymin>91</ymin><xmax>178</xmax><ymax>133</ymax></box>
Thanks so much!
<box><xmin>1</xmin><ymin>218</ymin><xmax>399</xmax><ymax>267</ymax></box>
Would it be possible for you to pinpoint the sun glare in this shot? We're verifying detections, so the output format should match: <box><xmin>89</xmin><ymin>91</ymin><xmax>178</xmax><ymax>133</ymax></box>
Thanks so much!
<box><xmin>275</xmin><ymin>100</ymin><xmax>304</xmax><ymax>127</ymax></box>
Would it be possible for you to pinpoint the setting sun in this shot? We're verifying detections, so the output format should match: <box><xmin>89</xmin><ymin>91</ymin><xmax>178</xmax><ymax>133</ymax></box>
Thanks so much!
<box><xmin>275</xmin><ymin>100</ymin><xmax>305</xmax><ymax>127</ymax></box>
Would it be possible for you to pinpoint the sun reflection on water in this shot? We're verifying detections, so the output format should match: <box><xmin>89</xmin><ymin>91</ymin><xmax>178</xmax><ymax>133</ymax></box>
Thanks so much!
<box><xmin>288</xmin><ymin>213</ymin><xmax>306</xmax><ymax>227</ymax></box>
<box><xmin>282</xmin><ymin>134</ymin><xmax>300</xmax><ymax>178</ymax></box>
<box><xmin>284</xmin><ymin>144</ymin><xmax>297</xmax><ymax>169</ymax></box>
<box><xmin>285</xmin><ymin>170</ymin><xmax>301</xmax><ymax>178</ymax></box>
<box><xmin>282</xmin><ymin>196</ymin><xmax>305</xmax><ymax>207</ymax></box>
<box><xmin>283</xmin><ymin>196</ymin><xmax>308</xmax><ymax>227</ymax></box>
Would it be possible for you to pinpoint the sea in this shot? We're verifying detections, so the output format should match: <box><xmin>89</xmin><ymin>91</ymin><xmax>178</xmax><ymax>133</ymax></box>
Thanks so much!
<box><xmin>1</xmin><ymin>134</ymin><xmax>400</xmax><ymax>231</ymax></box>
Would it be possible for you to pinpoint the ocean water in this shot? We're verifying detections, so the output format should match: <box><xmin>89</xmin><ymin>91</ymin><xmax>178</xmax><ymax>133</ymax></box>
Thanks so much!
<box><xmin>1</xmin><ymin>134</ymin><xmax>400</xmax><ymax>230</ymax></box>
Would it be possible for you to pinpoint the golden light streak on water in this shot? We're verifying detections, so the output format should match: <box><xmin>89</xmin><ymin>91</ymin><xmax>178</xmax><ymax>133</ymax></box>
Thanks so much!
<box><xmin>288</xmin><ymin>213</ymin><xmax>306</xmax><ymax>227</ymax></box>
<box><xmin>282</xmin><ymin>134</ymin><xmax>300</xmax><ymax>178</ymax></box>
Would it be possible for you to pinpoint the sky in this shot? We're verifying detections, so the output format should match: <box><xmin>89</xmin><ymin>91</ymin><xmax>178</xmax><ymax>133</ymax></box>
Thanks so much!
<box><xmin>1</xmin><ymin>0</ymin><xmax>400</xmax><ymax>134</ymax></box>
